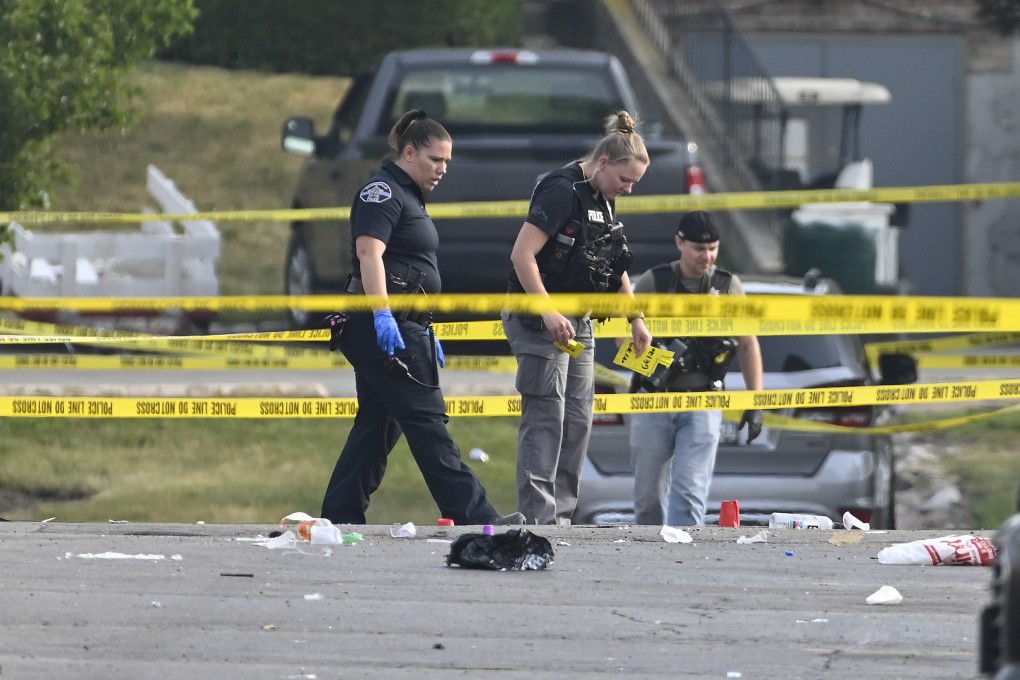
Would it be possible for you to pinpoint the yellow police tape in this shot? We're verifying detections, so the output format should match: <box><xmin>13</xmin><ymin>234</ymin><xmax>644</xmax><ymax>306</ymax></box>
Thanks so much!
<box><xmin>725</xmin><ymin>402</ymin><xmax>1020</xmax><ymax>435</ymax></box>
<box><xmin>2</xmin><ymin>378</ymin><xmax>1018</xmax><ymax>418</ymax></box>
<box><xmin>2</xmin><ymin>292</ymin><xmax>1020</xmax><ymax>333</ymax></box>
<box><xmin>864</xmin><ymin>331</ymin><xmax>1020</xmax><ymax>362</ymax></box>
<box><xmin>3</xmin><ymin>181</ymin><xmax>1020</xmax><ymax>225</ymax></box>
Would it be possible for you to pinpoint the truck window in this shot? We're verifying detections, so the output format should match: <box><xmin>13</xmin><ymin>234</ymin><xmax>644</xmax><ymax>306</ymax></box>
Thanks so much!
<box><xmin>335</xmin><ymin>72</ymin><xmax>374</xmax><ymax>147</ymax></box>
<box><xmin>380</xmin><ymin>65</ymin><xmax>624</xmax><ymax>135</ymax></box>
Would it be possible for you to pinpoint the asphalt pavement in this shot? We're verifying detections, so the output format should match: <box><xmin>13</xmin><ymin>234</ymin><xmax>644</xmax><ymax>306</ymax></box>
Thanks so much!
<box><xmin>0</xmin><ymin>521</ymin><xmax>995</xmax><ymax>679</ymax></box>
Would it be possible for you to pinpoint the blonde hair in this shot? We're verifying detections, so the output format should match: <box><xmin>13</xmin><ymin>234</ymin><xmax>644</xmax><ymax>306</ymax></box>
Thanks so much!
<box><xmin>585</xmin><ymin>110</ymin><xmax>649</xmax><ymax>165</ymax></box>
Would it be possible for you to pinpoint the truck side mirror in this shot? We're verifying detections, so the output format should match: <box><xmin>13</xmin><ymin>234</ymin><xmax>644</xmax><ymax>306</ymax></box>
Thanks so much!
<box><xmin>878</xmin><ymin>352</ymin><xmax>917</xmax><ymax>385</ymax></box>
<box><xmin>281</xmin><ymin>116</ymin><xmax>317</xmax><ymax>157</ymax></box>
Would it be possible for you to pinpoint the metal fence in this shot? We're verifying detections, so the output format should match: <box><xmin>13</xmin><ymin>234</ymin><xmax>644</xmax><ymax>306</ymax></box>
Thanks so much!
<box><xmin>631</xmin><ymin>0</ymin><xmax>790</xmax><ymax>192</ymax></box>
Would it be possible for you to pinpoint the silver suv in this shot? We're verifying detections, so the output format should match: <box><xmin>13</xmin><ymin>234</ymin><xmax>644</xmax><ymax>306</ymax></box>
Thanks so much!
<box><xmin>574</xmin><ymin>274</ymin><xmax>917</xmax><ymax>529</ymax></box>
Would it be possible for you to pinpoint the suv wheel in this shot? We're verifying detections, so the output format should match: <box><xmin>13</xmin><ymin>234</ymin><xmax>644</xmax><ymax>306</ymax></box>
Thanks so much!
<box><xmin>285</xmin><ymin>229</ymin><xmax>317</xmax><ymax>329</ymax></box>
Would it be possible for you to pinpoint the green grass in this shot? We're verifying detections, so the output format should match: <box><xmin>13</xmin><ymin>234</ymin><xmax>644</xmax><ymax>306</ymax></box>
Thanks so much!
<box><xmin>0</xmin><ymin>417</ymin><xmax>520</xmax><ymax>524</ymax></box>
<box><xmin>886</xmin><ymin>405</ymin><xmax>1020</xmax><ymax>528</ymax></box>
<box><xmin>912</xmin><ymin>409</ymin><xmax>1020</xmax><ymax>528</ymax></box>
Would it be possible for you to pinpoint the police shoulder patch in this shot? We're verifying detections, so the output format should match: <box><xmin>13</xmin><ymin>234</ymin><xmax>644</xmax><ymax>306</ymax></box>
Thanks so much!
<box><xmin>360</xmin><ymin>182</ymin><xmax>393</xmax><ymax>203</ymax></box>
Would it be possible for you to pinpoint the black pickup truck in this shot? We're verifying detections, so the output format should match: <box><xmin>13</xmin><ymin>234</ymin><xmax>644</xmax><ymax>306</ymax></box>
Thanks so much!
<box><xmin>280</xmin><ymin>47</ymin><xmax>701</xmax><ymax>328</ymax></box>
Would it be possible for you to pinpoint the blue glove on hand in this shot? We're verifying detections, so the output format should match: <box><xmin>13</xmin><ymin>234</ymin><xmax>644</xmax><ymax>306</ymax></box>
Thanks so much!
<box><xmin>434</xmin><ymin>336</ymin><xmax>445</xmax><ymax>368</ymax></box>
<box><xmin>373</xmin><ymin>309</ymin><xmax>405</xmax><ymax>356</ymax></box>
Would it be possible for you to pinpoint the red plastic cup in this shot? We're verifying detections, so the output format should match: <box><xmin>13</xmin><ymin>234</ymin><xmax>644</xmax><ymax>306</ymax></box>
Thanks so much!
<box><xmin>437</xmin><ymin>518</ymin><xmax>455</xmax><ymax>526</ymax></box>
<box><xmin>719</xmin><ymin>500</ymin><xmax>740</xmax><ymax>528</ymax></box>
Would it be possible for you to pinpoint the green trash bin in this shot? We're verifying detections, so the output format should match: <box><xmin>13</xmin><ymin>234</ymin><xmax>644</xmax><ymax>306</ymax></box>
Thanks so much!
<box><xmin>783</xmin><ymin>204</ymin><xmax>897</xmax><ymax>295</ymax></box>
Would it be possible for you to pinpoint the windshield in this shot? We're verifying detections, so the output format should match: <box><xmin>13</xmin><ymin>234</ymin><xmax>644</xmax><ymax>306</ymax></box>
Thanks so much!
<box><xmin>381</xmin><ymin>64</ymin><xmax>624</xmax><ymax>135</ymax></box>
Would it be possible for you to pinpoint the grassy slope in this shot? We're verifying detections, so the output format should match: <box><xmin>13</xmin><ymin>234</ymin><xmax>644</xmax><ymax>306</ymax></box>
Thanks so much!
<box><xmin>48</xmin><ymin>61</ymin><xmax>348</xmax><ymax>300</ymax></box>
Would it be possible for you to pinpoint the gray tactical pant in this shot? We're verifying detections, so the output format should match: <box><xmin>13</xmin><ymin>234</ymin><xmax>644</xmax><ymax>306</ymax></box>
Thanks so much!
<box><xmin>502</xmin><ymin>311</ymin><xmax>595</xmax><ymax>525</ymax></box>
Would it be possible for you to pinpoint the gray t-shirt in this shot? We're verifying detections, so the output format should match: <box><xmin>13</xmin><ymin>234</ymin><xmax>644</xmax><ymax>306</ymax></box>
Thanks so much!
<box><xmin>632</xmin><ymin>261</ymin><xmax>744</xmax><ymax>295</ymax></box>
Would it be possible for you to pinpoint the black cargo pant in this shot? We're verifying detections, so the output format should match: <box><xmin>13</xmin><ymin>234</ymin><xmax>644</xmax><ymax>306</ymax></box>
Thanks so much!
<box><xmin>320</xmin><ymin>312</ymin><xmax>500</xmax><ymax>525</ymax></box>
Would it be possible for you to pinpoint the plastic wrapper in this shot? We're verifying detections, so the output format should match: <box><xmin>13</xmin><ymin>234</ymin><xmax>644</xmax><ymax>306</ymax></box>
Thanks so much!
<box><xmin>446</xmin><ymin>529</ymin><xmax>553</xmax><ymax>571</ymax></box>
<box><xmin>866</xmin><ymin>585</ymin><xmax>903</xmax><ymax>605</ymax></box>
<box><xmin>876</xmin><ymin>534</ymin><xmax>999</xmax><ymax>566</ymax></box>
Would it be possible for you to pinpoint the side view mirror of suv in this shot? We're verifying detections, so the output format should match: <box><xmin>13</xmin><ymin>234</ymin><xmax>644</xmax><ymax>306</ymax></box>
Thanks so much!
<box><xmin>282</xmin><ymin>116</ymin><xmax>317</xmax><ymax>157</ymax></box>
<box><xmin>878</xmin><ymin>352</ymin><xmax>918</xmax><ymax>385</ymax></box>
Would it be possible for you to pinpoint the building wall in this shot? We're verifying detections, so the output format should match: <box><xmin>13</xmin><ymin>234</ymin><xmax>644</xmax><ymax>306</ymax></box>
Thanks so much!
<box><xmin>722</xmin><ymin>0</ymin><xmax>1020</xmax><ymax>297</ymax></box>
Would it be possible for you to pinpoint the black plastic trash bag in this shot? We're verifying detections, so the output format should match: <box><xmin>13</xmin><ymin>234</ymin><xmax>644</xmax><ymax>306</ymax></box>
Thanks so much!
<box><xmin>446</xmin><ymin>529</ymin><xmax>554</xmax><ymax>571</ymax></box>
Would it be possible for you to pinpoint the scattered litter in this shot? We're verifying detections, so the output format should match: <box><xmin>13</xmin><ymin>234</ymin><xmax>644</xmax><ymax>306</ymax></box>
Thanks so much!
<box><xmin>70</xmin><ymin>552</ymin><xmax>167</xmax><ymax>560</ymax></box>
<box><xmin>151</xmin><ymin>601</ymin><xmax>162</xmax><ymax>608</ymax></box>
<box><xmin>261</xmin><ymin>624</ymin><xmax>278</xmax><ymax>632</ymax></box>
<box><xmin>42</xmin><ymin>517</ymin><xmax>56</xmax><ymax>523</ymax></box>
<box><xmin>842</xmin><ymin>511</ymin><xmax>871</xmax><ymax>531</ymax></box>
<box><xmin>660</xmin><ymin>526</ymin><xmax>693</xmax><ymax>543</ymax></box>
<box><xmin>220</xmin><ymin>573</ymin><xmax>254</xmax><ymax>578</ymax></box>
<box><xmin>196</xmin><ymin>520</ymin><xmax>205</xmax><ymax>525</ymax></box>
<box><xmin>390</xmin><ymin>522</ymin><xmax>417</xmax><ymax>538</ymax></box>
<box><xmin>469</xmin><ymin>447</ymin><xmax>490</xmax><ymax>463</ymax></box>
<box><xmin>796</xmin><ymin>618</ymin><xmax>829</xmax><ymax>623</ymax></box>
<box><xmin>108</xmin><ymin>519</ymin><xmax>129</xmax><ymax>524</ymax></box>
<box><xmin>736</xmin><ymin>531</ymin><xmax>768</xmax><ymax>544</ymax></box>
<box><xmin>263</xmin><ymin>531</ymin><xmax>298</xmax><ymax>550</ymax></box>
<box><xmin>557</xmin><ymin>540</ymin><xmax>571</xmax><ymax>547</ymax></box>
<box><xmin>278</xmin><ymin>512</ymin><xmax>361</xmax><ymax>546</ymax></box>
<box><xmin>727</xmin><ymin>673</ymin><xmax>743</xmax><ymax>679</ymax></box>
<box><xmin>446</xmin><ymin>529</ymin><xmax>553</xmax><ymax>571</ymax></box>
<box><xmin>877</xmin><ymin>534</ymin><xmax>998</xmax><ymax>566</ymax></box>
<box><xmin>784</xmin><ymin>550</ymin><xmax>795</xmax><ymax>557</ymax></box>
<box><xmin>427</xmin><ymin>538</ymin><xmax>452</xmax><ymax>544</ymax></box>
<box><xmin>303</xmin><ymin>593</ymin><xmax>324</xmax><ymax>601</ymax></box>
<box><xmin>866</xmin><ymin>585</ymin><xmax>903</xmax><ymax>605</ymax></box>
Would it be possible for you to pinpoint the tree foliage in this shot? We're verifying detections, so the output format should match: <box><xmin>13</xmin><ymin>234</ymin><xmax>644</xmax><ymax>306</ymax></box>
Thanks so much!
<box><xmin>0</xmin><ymin>0</ymin><xmax>197</xmax><ymax>212</ymax></box>
<box><xmin>975</xmin><ymin>0</ymin><xmax>1020</xmax><ymax>35</ymax></box>
<box><xmin>159</xmin><ymin>0</ymin><xmax>523</xmax><ymax>75</ymax></box>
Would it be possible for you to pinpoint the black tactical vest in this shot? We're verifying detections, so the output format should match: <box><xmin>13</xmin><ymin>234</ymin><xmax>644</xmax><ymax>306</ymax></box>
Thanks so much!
<box><xmin>511</xmin><ymin>167</ymin><xmax>632</xmax><ymax>294</ymax></box>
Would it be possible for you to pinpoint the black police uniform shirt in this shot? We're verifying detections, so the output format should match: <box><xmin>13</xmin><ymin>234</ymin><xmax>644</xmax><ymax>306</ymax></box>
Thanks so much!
<box><xmin>350</xmin><ymin>160</ymin><xmax>442</xmax><ymax>293</ymax></box>
<box><xmin>526</xmin><ymin>161</ymin><xmax>607</xmax><ymax>240</ymax></box>
<box><xmin>508</xmin><ymin>161</ymin><xmax>616</xmax><ymax>293</ymax></box>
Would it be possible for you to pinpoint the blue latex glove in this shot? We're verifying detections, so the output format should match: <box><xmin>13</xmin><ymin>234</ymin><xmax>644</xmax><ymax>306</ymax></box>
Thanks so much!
<box><xmin>373</xmin><ymin>309</ymin><xmax>405</xmax><ymax>356</ymax></box>
<box><xmin>434</xmin><ymin>336</ymin><xmax>445</xmax><ymax>368</ymax></box>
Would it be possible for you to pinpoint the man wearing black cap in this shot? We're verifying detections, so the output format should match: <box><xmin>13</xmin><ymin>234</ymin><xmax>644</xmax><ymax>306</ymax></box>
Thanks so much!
<box><xmin>627</xmin><ymin>210</ymin><xmax>764</xmax><ymax>526</ymax></box>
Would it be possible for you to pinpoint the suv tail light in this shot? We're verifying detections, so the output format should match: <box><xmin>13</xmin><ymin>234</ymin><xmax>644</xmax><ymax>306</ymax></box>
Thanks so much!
<box><xmin>686</xmin><ymin>164</ymin><xmax>705</xmax><ymax>195</ymax></box>
<box><xmin>791</xmin><ymin>379</ymin><xmax>875</xmax><ymax>427</ymax></box>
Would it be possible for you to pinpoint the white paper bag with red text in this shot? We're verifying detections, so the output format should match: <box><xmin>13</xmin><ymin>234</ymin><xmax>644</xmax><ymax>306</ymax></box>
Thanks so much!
<box><xmin>877</xmin><ymin>534</ymin><xmax>998</xmax><ymax>566</ymax></box>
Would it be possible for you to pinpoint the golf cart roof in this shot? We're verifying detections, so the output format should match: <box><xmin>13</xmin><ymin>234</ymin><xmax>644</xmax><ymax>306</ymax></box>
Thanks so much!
<box><xmin>713</xmin><ymin>77</ymin><xmax>892</xmax><ymax>107</ymax></box>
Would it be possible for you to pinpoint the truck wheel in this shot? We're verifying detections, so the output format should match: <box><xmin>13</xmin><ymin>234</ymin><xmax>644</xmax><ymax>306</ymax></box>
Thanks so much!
<box><xmin>285</xmin><ymin>229</ymin><xmax>317</xmax><ymax>329</ymax></box>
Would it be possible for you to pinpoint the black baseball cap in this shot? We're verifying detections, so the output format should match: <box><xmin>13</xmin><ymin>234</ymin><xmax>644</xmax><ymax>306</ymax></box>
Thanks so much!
<box><xmin>676</xmin><ymin>210</ymin><xmax>720</xmax><ymax>243</ymax></box>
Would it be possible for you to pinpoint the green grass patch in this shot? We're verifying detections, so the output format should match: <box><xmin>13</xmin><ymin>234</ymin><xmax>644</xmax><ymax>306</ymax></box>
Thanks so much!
<box><xmin>892</xmin><ymin>406</ymin><xmax>1020</xmax><ymax>528</ymax></box>
<box><xmin>0</xmin><ymin>417</ymin><xmax>520</xmax><ymax>525</ymax></box>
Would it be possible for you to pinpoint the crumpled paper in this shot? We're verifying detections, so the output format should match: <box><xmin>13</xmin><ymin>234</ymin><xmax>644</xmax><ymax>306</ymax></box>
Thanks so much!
<box><xmin>660</xmin><ymin>526</ymin><xmax>693</xmax><ymax>543</ymax></box>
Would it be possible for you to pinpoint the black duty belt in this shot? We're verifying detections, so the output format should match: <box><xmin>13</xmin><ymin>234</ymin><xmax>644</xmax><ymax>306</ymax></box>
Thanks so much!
<box><xmin>345</xmin><ymin>276</ymin><xmax>432</xmax><ymax>327</ymax></box>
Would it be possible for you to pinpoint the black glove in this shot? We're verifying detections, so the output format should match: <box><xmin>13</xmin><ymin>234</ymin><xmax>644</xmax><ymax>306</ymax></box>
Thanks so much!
<box><xmin>738</xmin><ymin>409</ymin><xmax>763</xmax><ymax>444</ymax></box>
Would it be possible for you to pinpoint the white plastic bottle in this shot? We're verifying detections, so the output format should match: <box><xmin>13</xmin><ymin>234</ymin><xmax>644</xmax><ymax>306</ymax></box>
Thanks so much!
<box><xmin>768</xmin><ymin>512</ymin><xmax>835</xmax><ymax>530</ymax></box>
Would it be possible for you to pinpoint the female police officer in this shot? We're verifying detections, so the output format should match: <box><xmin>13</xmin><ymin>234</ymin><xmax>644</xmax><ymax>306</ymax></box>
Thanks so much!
<box><xmin>321</xmin><ymin>110</ymin><xmax>522</xmax><ymax>526</ymax></box>
<box><xmin>502</xmin><ymin>111</ymin><xmax>653</xmax><ymax>525</ymax></box>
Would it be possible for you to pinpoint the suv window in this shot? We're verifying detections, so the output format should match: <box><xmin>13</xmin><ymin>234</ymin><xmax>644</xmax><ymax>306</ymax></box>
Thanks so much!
<box><xmin>380</xmin><ymin>65</ymin><xmax>624</xmax><ymax>135</ymax></box>
<box><xmin>732</xmin><ymin>335</ymin><xmax>844</xmax><ymax>373</ymax></box>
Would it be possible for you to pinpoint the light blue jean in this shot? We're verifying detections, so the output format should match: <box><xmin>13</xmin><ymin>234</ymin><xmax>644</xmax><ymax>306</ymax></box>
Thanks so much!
<box><xmin>629</xmin><ymin>409</ymin><xmax>723</xmax><ymax>526</ymax></box>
